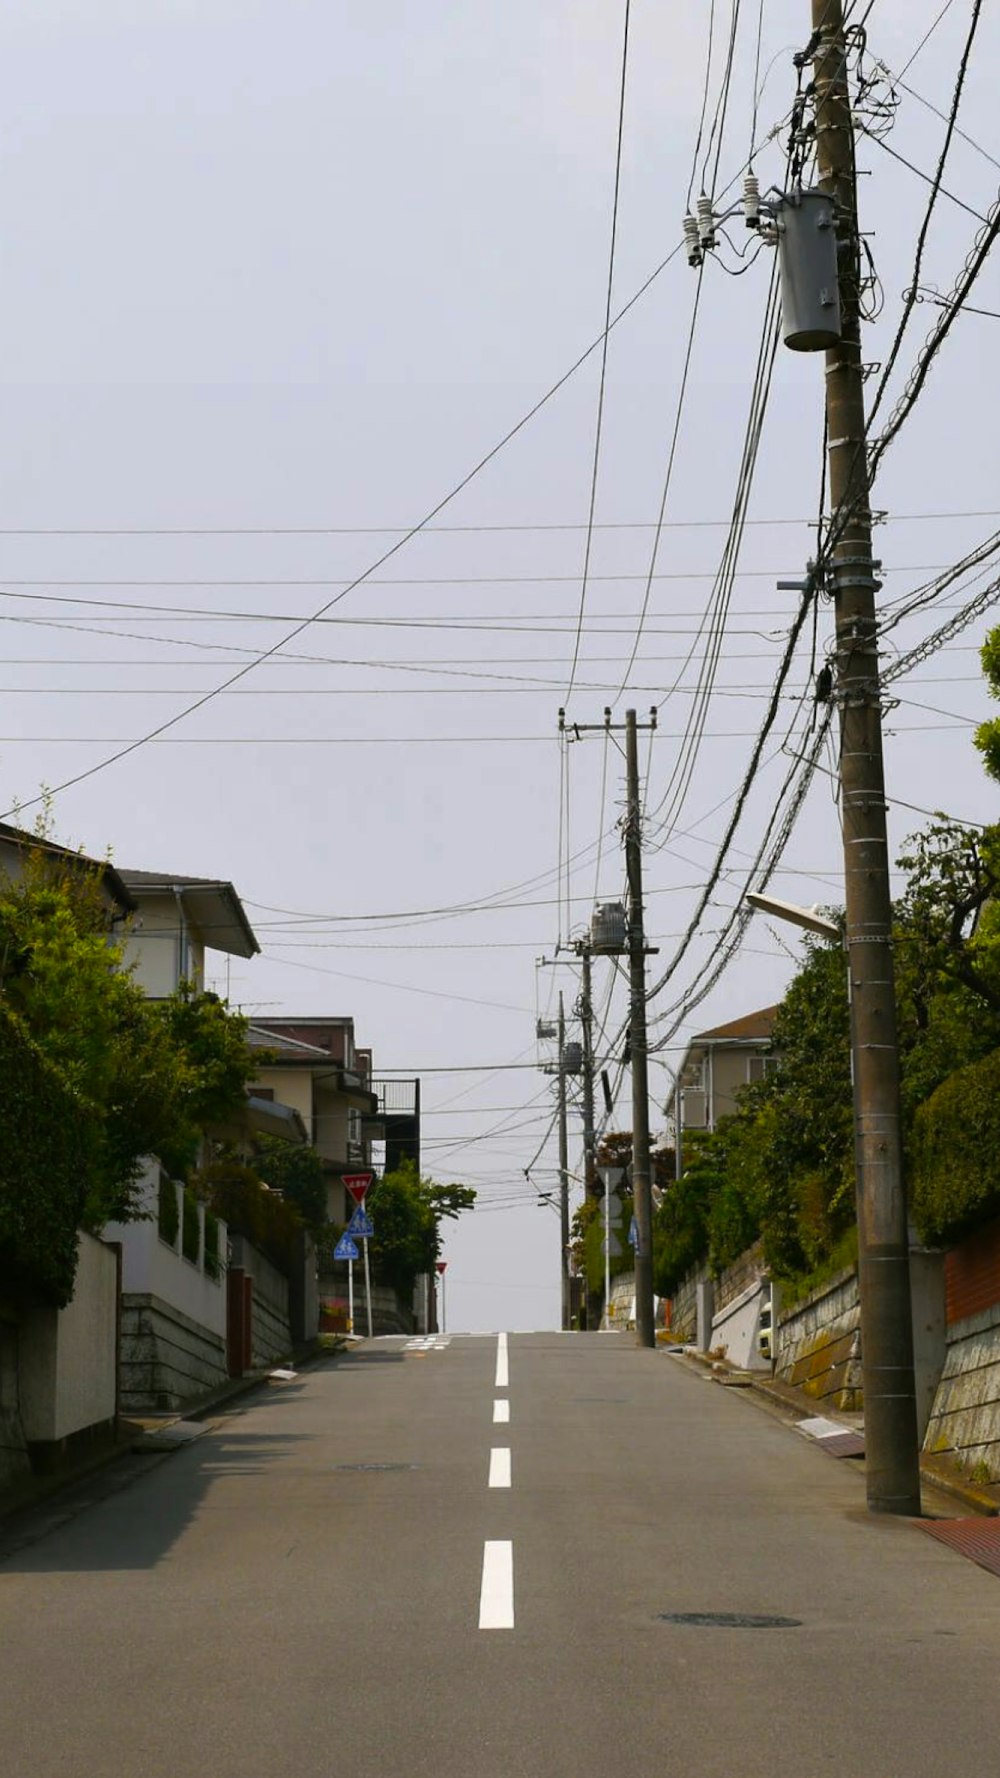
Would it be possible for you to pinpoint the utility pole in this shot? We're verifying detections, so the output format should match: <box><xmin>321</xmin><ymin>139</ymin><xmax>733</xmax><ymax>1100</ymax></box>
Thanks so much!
<box><xmin>558</xmin><ymin>706</ymin><xmax>658</xmax><ymax>1349</ymax></box>
<box><xmin>812</xmin><ymin>0</ymin><xmax>921</xmax><ymax>1514</ymax></box>
<box><xmin>624</xmin><ymin>709</ymin><xmax>655</xmax><ymax>1349</ymax></box>
<box><xmin>557</xmin><ymin>992</ymin><xmax>571</xmax><ymax>1332</ymax></box>
<box><xmin>577</xmin><ymin>943</ymin><xmax>597</xmax><ymax>1200</ymax></box>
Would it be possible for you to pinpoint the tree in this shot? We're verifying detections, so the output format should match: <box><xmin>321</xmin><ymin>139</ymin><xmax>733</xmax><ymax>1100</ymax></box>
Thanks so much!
<box><xmin>253</xmin><ymin>1135</ymin><xmax>328</xmax><ymax>1234</ymax></box>
<box><xmin>368</xmin><ymin>1161</ymin><xmax>475</xmax><ymax>1302</ymax></box>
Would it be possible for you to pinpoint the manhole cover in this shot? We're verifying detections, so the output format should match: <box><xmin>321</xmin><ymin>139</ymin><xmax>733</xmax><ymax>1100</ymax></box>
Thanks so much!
<box><xmin>330</xmin><ymin>1462</ymin><xmax>418</xmax><ymax>1473</ymax></box>
<box><xmin>656</xmin><ymin>1612</ymin><xmax>801</xmax><ymax>1629</ymax></box>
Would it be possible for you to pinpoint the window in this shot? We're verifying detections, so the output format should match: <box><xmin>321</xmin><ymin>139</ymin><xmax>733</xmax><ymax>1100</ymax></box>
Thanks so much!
<box><xmin>747</xmin><ymin>1054</ymin><xmax>778</xmax><ymax>1084</ymax></box>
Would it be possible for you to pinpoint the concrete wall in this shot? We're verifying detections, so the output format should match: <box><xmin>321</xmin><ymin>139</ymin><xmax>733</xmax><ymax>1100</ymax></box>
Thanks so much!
<box><xmin>107</xmin><ymin>1166</ymin><xmax>227</xmax><ymax>1342</ymax></box>
<box><xmin>120</xmin><ymin>1296</ymin><xmax>227</xmax><ymax>1412</ymax></box>
<box><xmin>669</xmin><ymin>1271</ymin><xmax>700</xmax><ymax>1343</ymax></box>
<box><xmin>233</xmin><ymin>1236</ymin><xmax>292</xmax><ymax>1367</ymax></box>
<box><xmin>107</xmin><ymin>1165</ymin><xmax>229</xmax><ymax>1411</ymax></box>
<box><xmin>712</xmin><ymin>1280</ymin><xmax>770</xmax><ymax>1370</ymax></box>
<box><xmin>19</xmin><ymin>1232</ymin><xmax>119</xmax><ymax>1453</ymax></box>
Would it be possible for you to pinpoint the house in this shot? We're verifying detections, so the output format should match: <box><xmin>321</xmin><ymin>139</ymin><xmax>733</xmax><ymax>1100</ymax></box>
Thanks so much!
<box><xmin>117</xmin><ymin>867</ymin><xmax>259</xmax><ymax>997</ymax></box>
<box><xmin>0</xmin><ymin>819</ymin><xmax>135</xmax><ymax>922</ymax></box>
<box><xmin>247</xmin><ymin>1017</ymin><xmax>380</xmax><ymax>1228</ymax></box>
<box><xmin>668</xmin><ymin>1005</ymin><xmax>779</xmax><ymax>1137</ymax></box>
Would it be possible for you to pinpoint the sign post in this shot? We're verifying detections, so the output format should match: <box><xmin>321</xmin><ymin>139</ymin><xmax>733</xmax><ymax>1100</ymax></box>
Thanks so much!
<box><xmin>436</xmin><ymin>1260</ymin><xmax>448</xmax><ymax>1334</ymax></box>
<box><xmin>342</xmin><ymin>1174</ymin><xmax>375</xmax><ymax>1338</ymax></box>
<box><xmin>334</xmin><ymin>1232</ymin><xmax>360</xmax><ymax>1333</ymax></box>
<box><xmin>598</xmin><ymin>1167</ymin><xmax>625</xmax><ymax>1330</ymax></box>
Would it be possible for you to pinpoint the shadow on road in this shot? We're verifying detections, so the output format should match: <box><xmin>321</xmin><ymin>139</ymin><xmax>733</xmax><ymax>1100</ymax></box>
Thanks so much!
<box><xmin>0</xmin><ymin>1426</ymin><xmax>313</xmax><ymax>1575</ymax></box>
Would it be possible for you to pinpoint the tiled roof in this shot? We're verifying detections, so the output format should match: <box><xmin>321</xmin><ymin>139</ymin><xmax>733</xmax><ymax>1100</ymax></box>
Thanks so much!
<box><xmin>692</xmin><ymin>1005</ymin><xmax>779</xmax><ymax>1043</ymax></box>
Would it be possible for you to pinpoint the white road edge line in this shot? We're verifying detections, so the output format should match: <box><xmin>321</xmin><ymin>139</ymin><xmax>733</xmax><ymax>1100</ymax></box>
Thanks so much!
<box><xmin>479</xmin><ymin>1540</ymin><xmax>514</xmax><ymax>1629</ymax></box>
<box><xmin>493</xmin><ymin>1398</ymin><xmax>510</xmax><ymax>1424</ymax></box>
<box><xmin>495</xmin><ymin>1330</ymin><xmax>509</xmax><ymax>1389</ymax></box>
<box><xmin>489</xmin><ymin>1447</ymin><xmax>512</xmax><ymax>1489</ymax></box>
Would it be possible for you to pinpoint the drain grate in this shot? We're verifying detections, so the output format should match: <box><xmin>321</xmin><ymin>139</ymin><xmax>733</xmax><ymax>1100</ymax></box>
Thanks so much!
<box><xmin>919</xmin><ymin>1517</ymin><xmax>1000</xmax><ymax>1577</ymax></box>
<box><xmin>656</xmin><ymin>1611</ymin><xmax>801</xmax><ymax>1629</ymax></box>
<box><xmin>330</xmin><ymin>1462</ymin><xmax>418</xmax><ymax>1473</ymax></box>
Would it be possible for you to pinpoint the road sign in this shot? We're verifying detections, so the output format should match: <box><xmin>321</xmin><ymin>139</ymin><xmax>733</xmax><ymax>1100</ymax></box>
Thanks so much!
<box><xmin>334</xmin><ymin>1235</ymin><xmax>359</xmax><ymax>1261</ymax></box>
<box><xmin>603</xmin><ymin>1231</ymin><xmax>622</xmax><ymax>1258</ymax></box>
<box><xmin>346</xmin><ymin>1207</ymin><xmax>374</xmax><ymax>1239</ymax></box>
<box><xmin>598</xmin><ymin>1165</ymin><xmax>625</xmax><ymax>1191</ymax></box>
<box><xmin>436</xmin><ymin>1261</ymin><xmax>447</xmax><ymax>1275</ymax></box>
<box><xmin>343</xmin><ymin>1172</ymin><xmax>374</xmax><ymax>1205</ymax></box>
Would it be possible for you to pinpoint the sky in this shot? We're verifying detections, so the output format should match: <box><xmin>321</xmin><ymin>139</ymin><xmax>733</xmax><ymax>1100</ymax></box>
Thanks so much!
<box><xmin>2</xmin><ymin>1</ymin><xmax>999</xmax><ymax>1332</ymax></box>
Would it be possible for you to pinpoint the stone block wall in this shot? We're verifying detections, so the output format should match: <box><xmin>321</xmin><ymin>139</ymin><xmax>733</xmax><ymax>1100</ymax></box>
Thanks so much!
<box><xmin>120</xmin><ymin>1294</ymin><xmax>227</xmax><ymax>1412</ymax></box>
<box><xmin>774</xmin><ymin>1268</ymin><xmax>862</xmax><ymax>1411</ymax></box>
<box><xmin>924</xmin><ymin>1300</ymin><xmax>1000</xmax><ymax>1477</ymax></box>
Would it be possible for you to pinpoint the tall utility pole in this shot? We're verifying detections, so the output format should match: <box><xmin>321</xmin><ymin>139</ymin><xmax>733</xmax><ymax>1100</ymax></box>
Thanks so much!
<box><xmin>624</xmin><ymin>709</ymin><xmax>655</xmax><ymax>1349</ymax></box>
<box><xmin>557</xmin><ymin>992</ymin><xmax>571</xmax><ymax>1332</ymax></box>
<box><xmin>577</xmin><ymin>943</ymin><xmax>597</xmax><ymax>1201</ymax></box>
<box><xmin>812</xmin><ymin>0</ymin><xmax>921</xmax><ymax>1514</ymax></box>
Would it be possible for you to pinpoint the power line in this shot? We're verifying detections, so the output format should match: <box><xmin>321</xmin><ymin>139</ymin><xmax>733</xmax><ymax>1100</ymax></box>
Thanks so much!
<box><xmin>565</xmin><ymin>0</ymin><xmax>632</xmax><ymax>703</ymax></box>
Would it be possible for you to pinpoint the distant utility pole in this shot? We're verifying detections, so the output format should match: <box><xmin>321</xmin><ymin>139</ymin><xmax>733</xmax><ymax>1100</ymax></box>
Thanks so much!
<box><xmin>559</xmin><ymin>706</ymin><xmax>658</xmax><ymax>1350</ymax></box>
<box><xmin>557</xmin><ymin>992</ymin><xmax>571</xmax><ymax>1333</ymax></box>
<box><xmin>812</xmin><ymin>0</ymin><xmax>921</xmax><ymax>1514</ymax></box>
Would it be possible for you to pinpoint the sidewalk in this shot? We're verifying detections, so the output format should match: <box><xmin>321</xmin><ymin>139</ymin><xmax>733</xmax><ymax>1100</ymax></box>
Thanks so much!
<box><xmin>671</xmin><ymin>1343</ymin><xmax>1000</xmax><ymax>1517</ymax></box>
<box><xmin>0</xmin><ymin>1333</ymin><xmax>346</xmax><ymax>1528</ymax></box>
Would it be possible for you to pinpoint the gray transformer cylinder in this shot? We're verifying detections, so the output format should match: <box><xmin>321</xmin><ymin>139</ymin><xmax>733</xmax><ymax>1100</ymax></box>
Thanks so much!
<box><xmin>776</xmin><ymin>188</ymin><xmax>841</xmax><ymax>351</ymax></box>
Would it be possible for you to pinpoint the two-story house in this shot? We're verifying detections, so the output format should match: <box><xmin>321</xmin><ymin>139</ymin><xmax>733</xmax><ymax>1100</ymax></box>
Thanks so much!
<box><xmin>118</xmin><ymin>867</ymin><xmax>260</xmax><ymax>998</ymax></box>
<box><xmin>669</xmin><ymin>1005</ymin><xmax>779</xmax><ymax>1139</ymax></box>
<box><xmin>248</xmin><ymin>1017</ymin><xmax>380</xmax><ymax>1228</ymax></box>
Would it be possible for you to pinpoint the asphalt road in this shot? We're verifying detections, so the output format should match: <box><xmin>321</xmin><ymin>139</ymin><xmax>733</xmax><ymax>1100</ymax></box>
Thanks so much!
<box><xmin>2</xmin><ymin>1331</ymin><xmax>999</xmax><ymax>1777</ymax></box>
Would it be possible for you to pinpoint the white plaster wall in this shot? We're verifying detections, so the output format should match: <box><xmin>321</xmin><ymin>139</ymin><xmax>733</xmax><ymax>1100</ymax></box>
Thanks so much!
<box><xmin>19</xmin><ymin>1233</ymin><xmax>118</xmax><ymax>1443</ymax></box>
<box><xmin>107</xmin><ymin>1166</ymin><xmax>227</xmax><ymax>1340</ymax></box>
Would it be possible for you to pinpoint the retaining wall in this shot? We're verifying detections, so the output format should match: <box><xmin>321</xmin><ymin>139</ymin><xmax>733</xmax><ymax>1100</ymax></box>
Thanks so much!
<box><xmin>774</xmin><ymin>1268</ymin><xmax>862</xmax><ymax>1411</ymax></box>
<box><xmin>120</xmin><ymin>1294</ymin><xmax>228</xmax><ymax>1412</ymax></box>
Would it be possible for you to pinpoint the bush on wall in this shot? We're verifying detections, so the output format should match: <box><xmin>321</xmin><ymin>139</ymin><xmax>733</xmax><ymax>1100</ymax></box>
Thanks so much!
<box><xmin>0</xmin><ymin>1005</ymin><xmax>100</xmax><ymax>1307</ymax></box>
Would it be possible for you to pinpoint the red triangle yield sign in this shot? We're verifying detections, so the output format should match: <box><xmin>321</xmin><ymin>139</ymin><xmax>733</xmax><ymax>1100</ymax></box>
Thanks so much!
<box><xmin>343</xmin><ymin>1172</ymin><xmax>374</xmax><ymax>1205</ymax></box>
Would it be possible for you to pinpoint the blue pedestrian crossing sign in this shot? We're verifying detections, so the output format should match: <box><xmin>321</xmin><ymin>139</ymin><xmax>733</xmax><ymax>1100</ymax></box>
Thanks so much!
<box><xmin>346</xmin><ymin>1207</ymin><xmax>374</xmax><ymax>1239</ymax></box>
<box><xmin>628</xmin><ymin>1214</ymin><xmax>640</xmax><ymax>1252</ymax></box>
<box><xmin>334</xmin><ymin>1235</ymin><xmax>359</xmax><ymax>1261</ymax></box>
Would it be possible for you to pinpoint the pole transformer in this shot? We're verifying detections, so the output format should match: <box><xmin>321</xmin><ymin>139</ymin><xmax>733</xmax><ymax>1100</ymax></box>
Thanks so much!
<box><xmin>812</xmin><ymin>0</ymin><xmax>921</xmax><ymax>1514</ymax></box>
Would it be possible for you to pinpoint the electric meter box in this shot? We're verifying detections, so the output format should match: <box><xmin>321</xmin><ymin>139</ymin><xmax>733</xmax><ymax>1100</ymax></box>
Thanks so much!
<box><xmin>562</xmin><ymin>1041</ymin><xmax>583</xmax><ymax>1076</ymax></box>
<box><xmin>776</xmin><ymin>188</ymin><xmax>841</xmax><ymax>351</ymax></box>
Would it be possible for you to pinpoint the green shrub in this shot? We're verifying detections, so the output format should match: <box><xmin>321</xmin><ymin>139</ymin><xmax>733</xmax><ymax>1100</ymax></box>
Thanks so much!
<box><xmin>158</xmin><ymin>1174</ymin><xmax>179</xmax><ymax>1246</ymax></box>
<box><xmin>911</xmin><ymin>1048</ymin><xmax>1000</xmax><ymax>1245</ymax></box>
<box><xmin>182</xmin><ymin>1188</ymin><xmax>200</xmax><ymax>1263</ymax></box>
<box><xmin>0</xmin><ymin>1004</ymin><xmax>99</xmax><ymax>1306</ymax></box>
<box><xmin>193</xmin><ymin>1153</ymin><xmax>303</xmax><ymax>1276</ymax></box>
<box><xmin>203</xmin><ymin>1209</ymin><xmax>222</xmax><ymax>1279</ymax></box>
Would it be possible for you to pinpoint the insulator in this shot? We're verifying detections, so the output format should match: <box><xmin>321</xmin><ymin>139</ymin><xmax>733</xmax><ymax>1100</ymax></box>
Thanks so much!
<box><xmin>696</xmin><ymin>193</ymin><xmax>716</xmax><ymax>249</ymax></box>
<box><xmin>682</xmin><ymin>213</ymin><xmax>702</xmax><ymax>267</ymax></box>
<box><xmin>743</xmin><ymin>172</ymin><xmax>760</xmax><ymax>229</ymax></box>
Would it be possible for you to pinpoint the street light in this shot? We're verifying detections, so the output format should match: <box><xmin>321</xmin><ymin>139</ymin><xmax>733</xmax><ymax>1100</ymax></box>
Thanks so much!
<box><xmin>745</xmin><ymin>891</ymin><xmax>840</xmax><ymax>941</ymax></box>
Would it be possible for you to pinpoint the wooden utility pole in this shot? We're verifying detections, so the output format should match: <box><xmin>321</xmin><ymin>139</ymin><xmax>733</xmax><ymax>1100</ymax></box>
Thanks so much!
<box><xmin>557</xmin><ymin>992</ymin><xmax>571</xmax><ymax>1332</ymax></box>
<box><xmin>578</xmin><ymin>943</ymin><xmax>597</xmax><ymax>1202</ymax></box>
<box><xmin>625</xmin><ymin>709</ymin><xmax>655</xmax><ymax>1349</ymax></box>
<box><xmin>812</xmin><ymin>0</ymin><xmax>921</xmax><ymax>1513</ymax></box>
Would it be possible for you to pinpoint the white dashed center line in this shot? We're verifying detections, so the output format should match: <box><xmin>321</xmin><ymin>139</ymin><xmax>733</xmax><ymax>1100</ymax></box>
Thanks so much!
<box><xmin>493</xmin><ymin>1398</ymin><xmax>510</xmax><ymax>1424</ymax></box>
<box><xmin>489</xmin><ymin>1447</ymin><xmax>512</xmax><ymax>1489</ymax></box>
<box><xmin>495</xmin><ymin>1331</ymin><xmax>509</xmax><ymax>1389</ymax></box>
<box><xmin>479</xmin><ymin>1541</ymin><xmax>514</xmax><ymax>1629</ymax></box>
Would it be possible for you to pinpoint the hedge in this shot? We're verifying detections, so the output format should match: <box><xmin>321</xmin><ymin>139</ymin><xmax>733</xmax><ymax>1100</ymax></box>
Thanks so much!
<box><xmin>911</xmin><ymin>1047</ymin><xmax>1000</xmax><ymax>1246</ymax></box>
<box><xmin>0</xmin><ymin>1004</ymin><xmax>99</xmax><ymax>1307</ymax></box>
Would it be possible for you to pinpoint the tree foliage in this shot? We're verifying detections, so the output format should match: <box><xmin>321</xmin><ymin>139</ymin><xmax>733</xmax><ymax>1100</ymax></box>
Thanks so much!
<box><xmin>368</xmin><ymin>1160</ymin><xmax>476</xmax><ymax>1301</ymax></box>
<box><xmin>0</xmin><ymin>845</ymin><xmax>258</xmax><ymax>1300</ymax></box>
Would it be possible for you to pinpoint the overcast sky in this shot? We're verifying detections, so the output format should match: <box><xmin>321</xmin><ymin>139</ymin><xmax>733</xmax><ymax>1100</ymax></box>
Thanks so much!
<box><xmin>2</xmin><ymin>1</ymin><xmax>998</xmax><ymax>1331</ymax></box>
